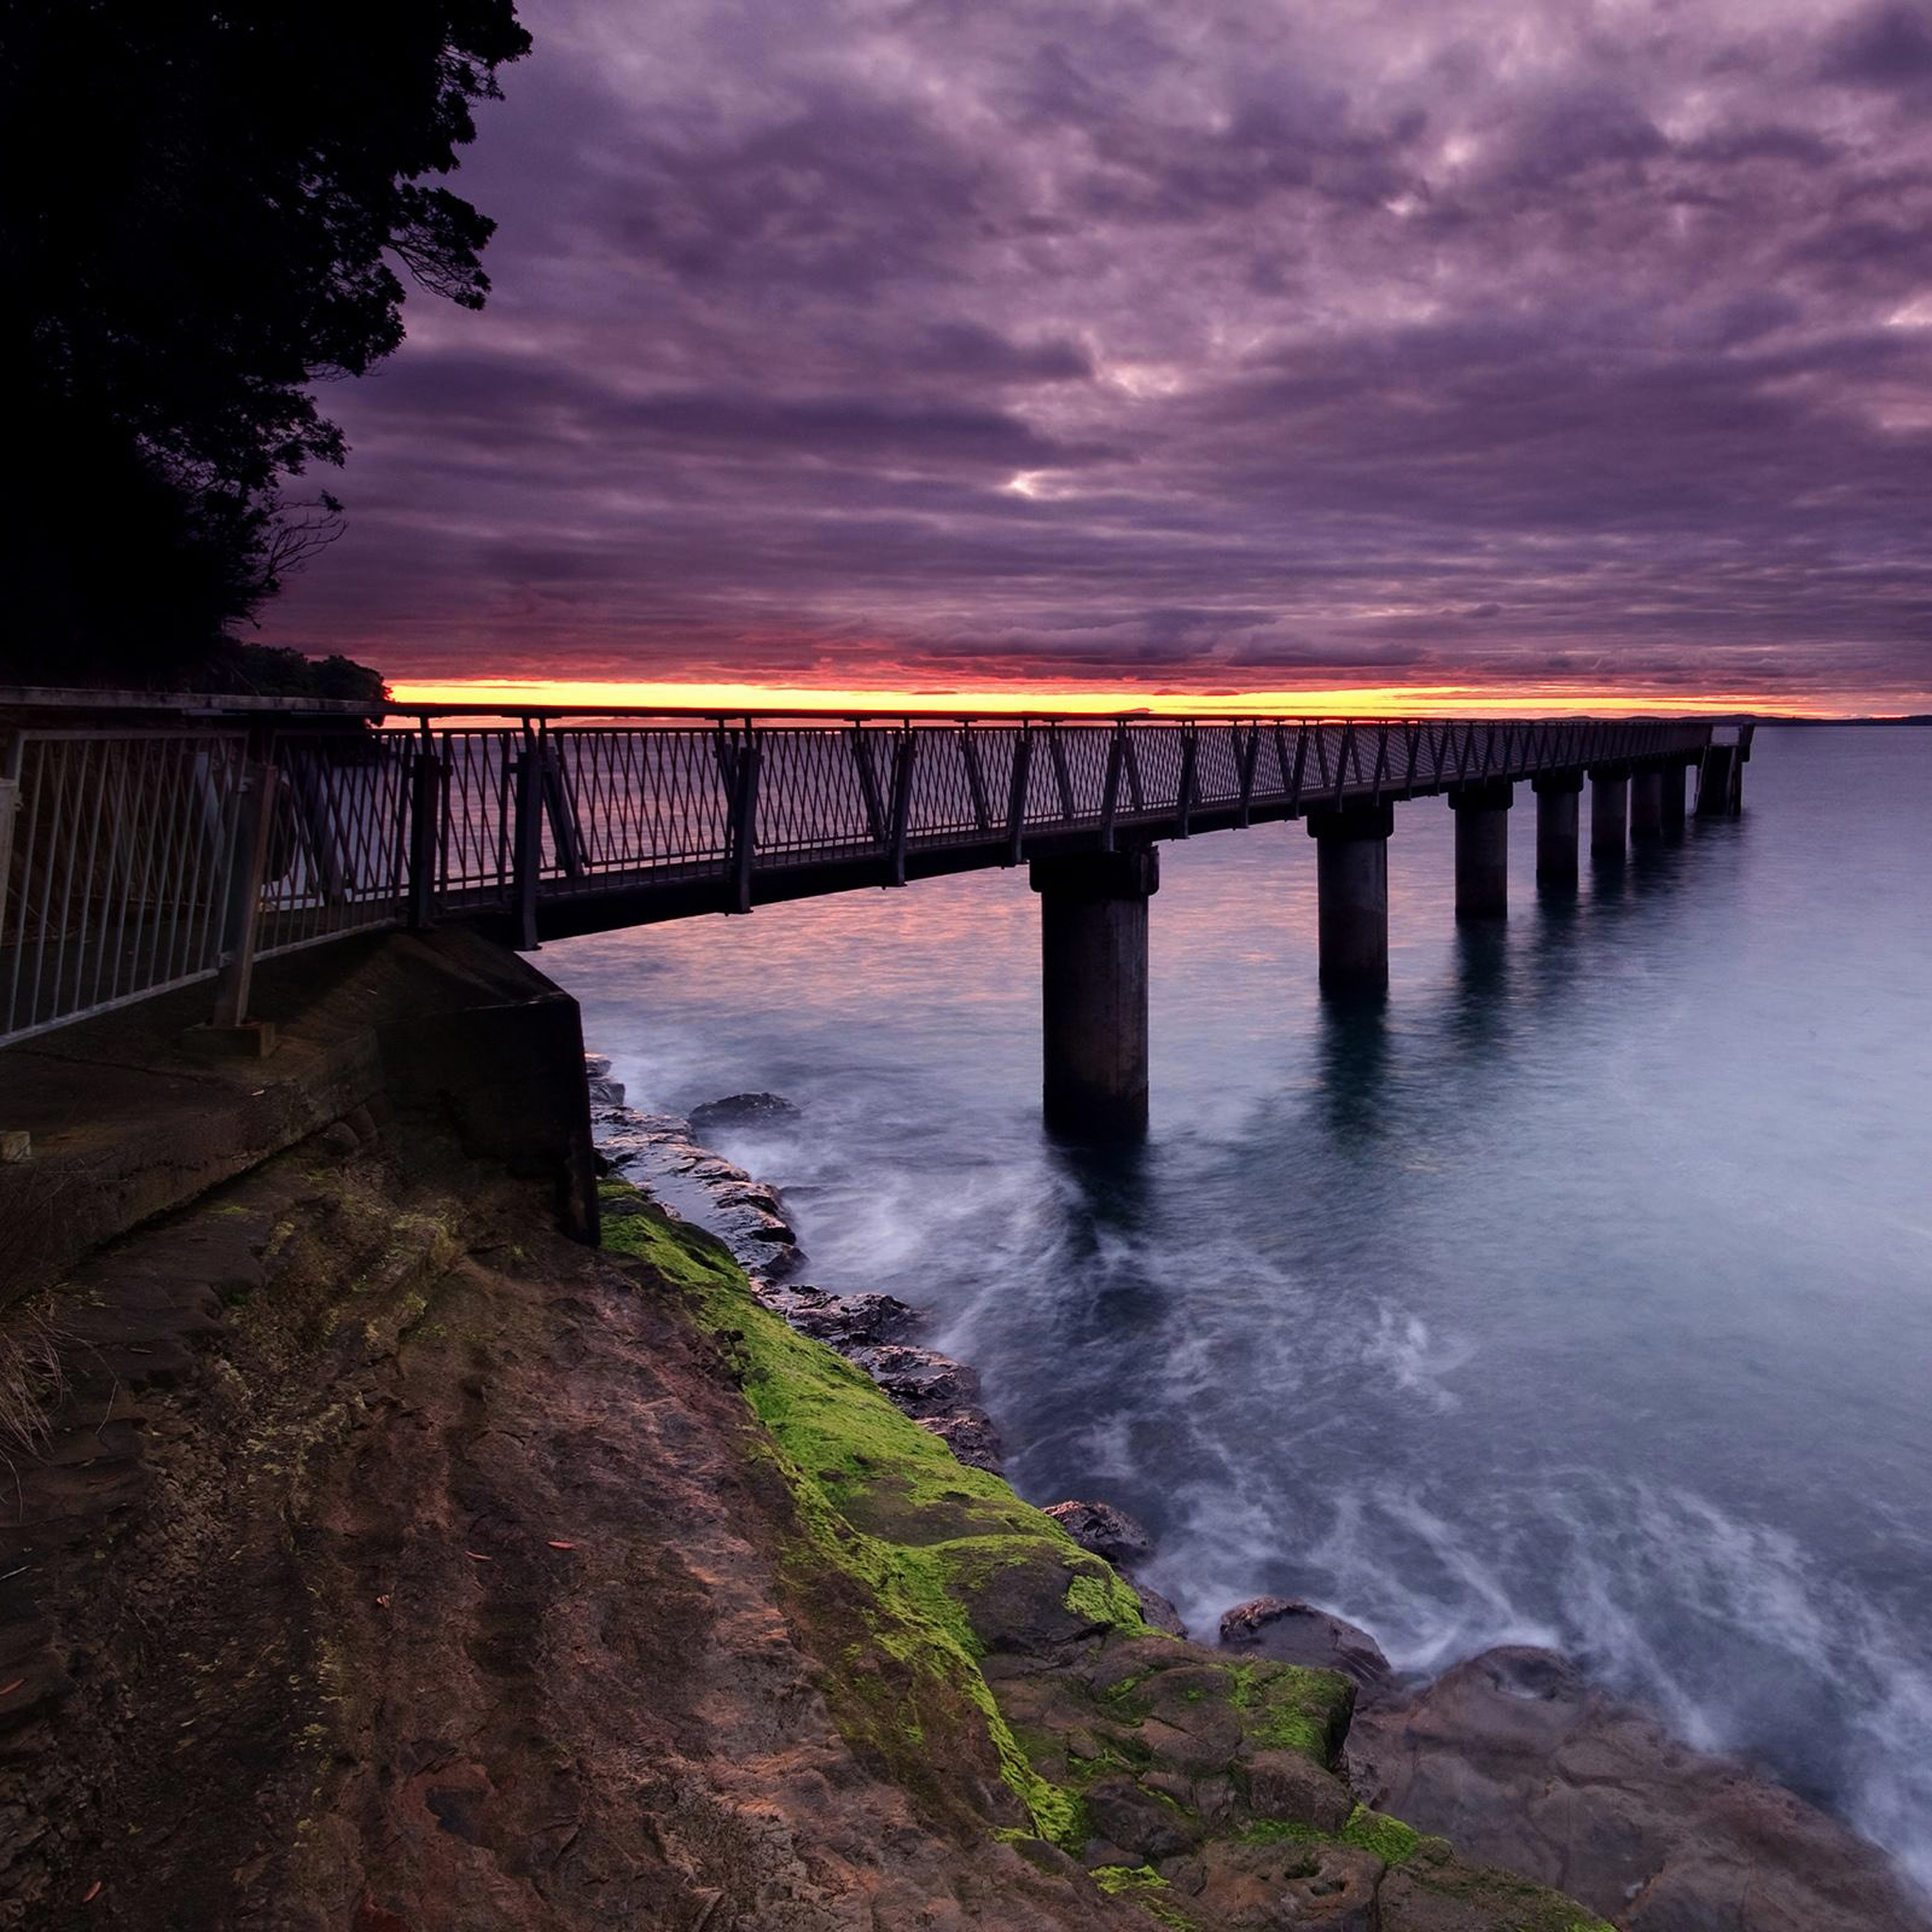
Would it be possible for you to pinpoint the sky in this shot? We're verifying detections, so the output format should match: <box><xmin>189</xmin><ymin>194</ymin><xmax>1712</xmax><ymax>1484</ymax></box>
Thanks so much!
<box><xmin>263</xmin><ymin>0</ymin><xmax>1932</xmax><ymax>714</ymax></box>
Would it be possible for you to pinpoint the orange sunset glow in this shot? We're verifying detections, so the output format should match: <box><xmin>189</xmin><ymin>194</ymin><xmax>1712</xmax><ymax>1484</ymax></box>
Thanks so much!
<box><xmin>388</xmin><ymin>676</ymin><xmax>1915</xmax><ymax>720</ymax></box>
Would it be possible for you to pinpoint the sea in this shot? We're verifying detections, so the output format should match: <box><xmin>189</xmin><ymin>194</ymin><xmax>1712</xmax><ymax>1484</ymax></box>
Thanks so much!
<box><xmin>547</xmin><ymin>724</ymin><xmax>1932</xmax><ymax>1890</ymax></box>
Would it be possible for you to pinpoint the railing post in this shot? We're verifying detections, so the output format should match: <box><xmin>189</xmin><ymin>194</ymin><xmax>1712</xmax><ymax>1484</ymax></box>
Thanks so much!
<box><xmin>886</xmin><ymin>727</ymin><xmax>912</xmax><ymax>886</ymax></box>
<box><xmin>960</xmin><ymin>724</ymin><xmax>991</xmax><ymax>832</ymax></box>
<box><xmin>1007</xmin><ymin>725</ymin><xmax>1033</xmax><ymax>864</ymax></box>
<box><xmin>542</xmin><ymin>740</ymin><xmax>588</xmax><ymax>878</ymax></box>
<box><xmin>1331</xmin><ymin>721</ymin><xmax>1354</xmax><ymax>808</ymax></box>
<box><xmin>208</xmin><ymin>734</ymin><xmax>277</xmax><ymax>1034</ymax></box>
<box><xmin>1048</xmin><ymin>724</ymin><xmax>1076</xmax><ymax>821</ymax></box>
<box><xmin>726</xmin><ymin>728</ymin><xmax>760</xmax><ymax>912</ymax></box>
<box><xmin>851</xmin><ymin>725</ymin><xmax>887</xmax><ymax>846</ymax></box>
<box><xmin>408</xmin><ymin>734</ymin><xmax>444</xmax><ymax>929</ymax></box>
<box><xmin>1175</xmin><ymin>724</ymin><xmax>1197</xmax><ymax>837</ymax></box>
<box><xmin>1100</xmin><ymin>725</ymin><xmax>1124</xmax><ymax>851</ymax></box>
<box><xmin>0</xmin><ymin>731</ymin><xmax>21</xmax><ymax>959</ymax></box>
<box><xmin>511</xmin><ymin>726</ymin><xmax>545</xmax><ymax>950</ymax></box>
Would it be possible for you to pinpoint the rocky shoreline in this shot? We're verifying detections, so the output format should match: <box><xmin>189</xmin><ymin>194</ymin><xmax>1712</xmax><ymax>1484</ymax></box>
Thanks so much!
<box><xmin>589</xmin><ymin>1054</ymin><xmax>1932</xmax><ymax>1932</ymax></box>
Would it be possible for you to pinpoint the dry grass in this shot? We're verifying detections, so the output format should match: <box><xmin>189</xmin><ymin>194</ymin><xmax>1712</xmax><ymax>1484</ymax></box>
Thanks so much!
<box><xmin>0</xmin><ymin>1295</ymin><xmax>66</xmax><ymax>1474</ymax></box>
<box><xmin>0</xmin><ymin>1144</ymin><xmax>91</xmax><ymax>1315</ymax></box>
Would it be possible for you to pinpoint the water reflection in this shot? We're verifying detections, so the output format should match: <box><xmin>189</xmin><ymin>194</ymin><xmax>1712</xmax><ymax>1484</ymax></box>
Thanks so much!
<box><xmin>1051</xmin><ymin>1134</ymin><xmax>1154</xmax><ymax>1246</ymax></box>
<box><xmin>1447</xmin><ymin>922</ymin><xmax>1511</xmax><ymax>1056</ymax></box>
<box><xmin>1314</xmin><ymin>1000</ymin><xmax>1391</xmax><ymax>1141</ymax></box>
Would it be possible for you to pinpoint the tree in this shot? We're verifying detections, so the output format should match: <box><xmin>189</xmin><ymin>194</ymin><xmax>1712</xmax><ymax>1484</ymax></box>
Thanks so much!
<box><xmin>0</xmin><ymin>0</ymin><xmax>529</xmax><ymax>683</ymax></box>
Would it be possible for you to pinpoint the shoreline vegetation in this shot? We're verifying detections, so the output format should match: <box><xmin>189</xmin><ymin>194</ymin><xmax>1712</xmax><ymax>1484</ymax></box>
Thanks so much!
<box><xmin>589</xmin><ymin>1054</ymin><xmax>1932</xmax><ymax>1930</ymax></box>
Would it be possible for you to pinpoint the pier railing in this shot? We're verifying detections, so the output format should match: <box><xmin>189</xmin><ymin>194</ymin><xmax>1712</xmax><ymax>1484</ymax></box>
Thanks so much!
<box><xmin>0</xmin><ymin>706</ymin><xmax>1725</xmax><ymax>1046</ymax></box>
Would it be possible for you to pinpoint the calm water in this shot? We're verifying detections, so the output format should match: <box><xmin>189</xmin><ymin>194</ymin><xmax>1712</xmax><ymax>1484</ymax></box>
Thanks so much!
<box><xmin>551</xmin><ymin>726</ymin><xmax>1932</xmax><ymax>1886</ymax></box>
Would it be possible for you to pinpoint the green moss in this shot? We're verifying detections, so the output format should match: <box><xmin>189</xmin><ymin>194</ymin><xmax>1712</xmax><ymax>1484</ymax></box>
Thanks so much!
<box><xmin>1340</xmin><ymin>1803</ymin><xmax>1421</xmax><ymax>1865</ymax></box>
<box><xmin>1225</xmin><ymin>1659</ymin><xmax>1346</xmax><ymax>1759</ymax></box>
<box><xmin>602</xmin><ymin>1179</ymin><xmax>1130</xmax><ymax>1846</ymax></box>
<box><xmin>1236</xmin><ymin>1817</ymin><xmax>1326</xmax><ymax>1845</ymax></box>
<box><xmin>1092</xmin><ymin>1863</ymin><xmax>1168</xmax><ymax>1894</ymax></box>
<box><xmin>1064</xmin><ymin>1572</ymin><xmax>1147</xmax><ymax>1631</ymax></box>
<box><xmin>1143</xmin><ymin>1904</ymin><xmax>1196</xmax><ymax>1930</ymax></box>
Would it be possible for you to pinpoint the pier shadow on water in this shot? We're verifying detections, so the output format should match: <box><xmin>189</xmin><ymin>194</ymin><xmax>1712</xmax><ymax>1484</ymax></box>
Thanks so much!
<box><xmin>1047</xmin><ymin>1134</ymin><xmax>1154</xmax><ymax>1245</ymax></box>
<box><xmin>1314</xmin><ymin>1000</ymin><xmax>1391</xmax><ymax>1141</ymax></box>
<box><xmin>1446</xmin><ymin>922</ymin><xmax>1512</xmax><ymax>1058</ymax></box>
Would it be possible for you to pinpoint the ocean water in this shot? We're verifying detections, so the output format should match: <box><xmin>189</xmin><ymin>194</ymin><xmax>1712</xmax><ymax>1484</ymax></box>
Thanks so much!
<box><xmin>548</xmin><ymin>725</ymin><xmax>1932</xmax><ymax>1889</ymax></box>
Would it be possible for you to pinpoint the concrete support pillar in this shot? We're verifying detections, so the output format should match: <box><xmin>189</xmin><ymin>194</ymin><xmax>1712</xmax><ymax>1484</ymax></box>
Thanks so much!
<box><xmin>1591</xmin><ymin>769</ymin><xmax>1629</xmax><ymax>858</ymax></box>
<box><xmin>1306</xmin><ymin>803</ymin><xmax>1393</xmax><ymax>999</ymax></box>
<box><xmin>1532</xmin><ymin>772</ymin><xmax>1582</xmax><ymax>891</ymax></box>
<box><xmin>1660</xmin><ymin>761</ymin><xmax>1687</xmax><ymax>832</ymax></box>
<box><xmin>1696</xmin><ymin>744</ymin><xmax>1737</xmax><ymax>817</ymax></box>
<box><xmin>1629</xmin><ymin>768</ymin><xmax>1664</xmax><ymax>841</ymax></box>
<box><xmin>1030</xmin><ymin>845</ymin><xmax>1158</xmax><ymax>1139</ymax></box>
<box><xmin>1448</xmin><ymin>780</ymin><xmax>1511</xmax><ymax>919</ymax></box>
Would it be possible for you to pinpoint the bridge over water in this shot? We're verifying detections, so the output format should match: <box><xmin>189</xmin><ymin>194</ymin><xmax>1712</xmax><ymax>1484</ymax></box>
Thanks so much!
<box><xmin>0</xmin><ymin>693</ymin><xmax>1750</xmax><ymax>1135</ymax></box>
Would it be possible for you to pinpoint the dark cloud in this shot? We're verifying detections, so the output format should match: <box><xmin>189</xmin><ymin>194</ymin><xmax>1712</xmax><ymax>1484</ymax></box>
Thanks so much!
<box><xmin>264</xmin><ymin>0</ymin><xmax>1932</xmax><ymax>706</ymax></box>
<box><xmin>1819</xmin><ymin>2</ymin><xmax>1932</xmax><ymax>91</ymax></box>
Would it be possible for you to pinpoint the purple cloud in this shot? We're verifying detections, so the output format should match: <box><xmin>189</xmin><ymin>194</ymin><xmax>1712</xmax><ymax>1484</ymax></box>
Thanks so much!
<box><xmin>262</xmin><ymin>0</ymin><xmax>1932</xmax><ymax>705</ymax></box>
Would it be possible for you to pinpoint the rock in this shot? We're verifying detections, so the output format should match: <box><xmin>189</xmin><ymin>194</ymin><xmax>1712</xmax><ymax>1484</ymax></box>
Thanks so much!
<box><xmin>1218</xmin><ymin>1596</ymin><xmax>1394</xmax><ymax>1697</ymax></box>
<box><xmin>712</xmin><ymin>1177</ymin><xmax>787</xmax><ymax>1220</ymax></box>
<box><xmin>687</xmin><ymin>1091</ymin><xmax>801</xmax><ymax>1136</ymax></box>
<box><xmin>844</xmin><ymin>1341</ymin><xmax>982</xmax><ymax>1419</ymax></box>
<box><xmin>1243</xmin><ymin>1748</ymin><xmax>1356</xmax><ymax>1833</ymax></box>
<box><xmin>1346</xmin><ymin>1645</ymin><xmax>1932</xmax><ymax>1932</ymax></box>
<box><xmin>734</xmin><ymin>1207</ymin><xmax>798</xmax><ymax>1246</ymax></box>
<box><xmin>1084</xmin><ymin>1775</ymin><xmax>1200</xmax><ymax>1859</ymax></box>
<box><xmin>1195</xmin><ymin>1837</ymin><xmax>1381</xmax><ymax>1930</ymax></box>
<box><xmin>756</xmin><ymin>1284</ymin><xmax>921</xmax><ymax>1350</ymax></box>
<box><xmin>1132</xmin><ymin>1583</ymin><xmax>1188</xmax><ymax>1639</ymax></box>
<box><xmin>1041</xmin><ymin>1499</ymin><xmax>1156</xmax><ymax>1569</ymax></box>
<box><xmin>581</xmin><ymin>1054</ymin><xmax>627</xmax><ymax>1108</ymax></box>
<box><xmin>916</xmin><ymin>1411</ymin><xmax>1006</xmax><ymax>1474</ymax></box>
<box><xmin>1041</xmin><ymin>1501</ymin><xmax>1184</xmax><ymax>1633</ymax></box>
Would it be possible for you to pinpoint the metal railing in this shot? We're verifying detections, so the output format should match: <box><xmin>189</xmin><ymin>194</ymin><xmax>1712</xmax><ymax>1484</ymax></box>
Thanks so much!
<box><xmin>1</xmin><ymin>705</ymin><xmax>1728</xmax><ymax>1047</ymax></box>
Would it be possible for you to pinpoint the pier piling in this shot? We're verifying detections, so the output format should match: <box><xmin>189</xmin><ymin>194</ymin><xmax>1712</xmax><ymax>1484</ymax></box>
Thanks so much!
<box><xmin>1532</xmin><ymin>773</ymin><xmax>1582</xmax><ymax>891</ymax></box>
<box><xmin>1630</xmin><ymin>768</ymin><xmax>1664</xmax><ymax>841</ymax></box>
<box><xmin>1661</xmin><ymin>760</ymin><xmax>1688</xmax><ymax>832</ymax></box>
<box><xmin>1307</xmin><ymin>804</ymin><xmax>1393</xmax><ymax>999</ymax></box>
<box><xmin>1591</xmin><ymin>769</ymin><xmax>1629</xmax><ymax>858</ymax></box>
<box><xmin>1031</xmin><ymin>845</ymin><xmax>1158</xmax><ymax>1138</ymax></box>
<box><xmin>1449</xmin><ymin>781</ymin><xmax>1512</xmax><ymax>919</ymax></box>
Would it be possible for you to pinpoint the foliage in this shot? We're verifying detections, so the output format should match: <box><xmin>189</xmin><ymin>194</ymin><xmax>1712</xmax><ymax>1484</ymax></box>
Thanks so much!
<box><xmin>0</xmin><ymin>0</ymin><xmax>528</xmax><ymax>679</ymax></box>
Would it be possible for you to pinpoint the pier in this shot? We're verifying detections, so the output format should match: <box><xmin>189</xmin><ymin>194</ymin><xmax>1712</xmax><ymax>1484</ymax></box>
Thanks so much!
<box><xmin>0</xmin><ymin>693</ymin><xmax>1750</xmax><ymax>1137</ymax></box>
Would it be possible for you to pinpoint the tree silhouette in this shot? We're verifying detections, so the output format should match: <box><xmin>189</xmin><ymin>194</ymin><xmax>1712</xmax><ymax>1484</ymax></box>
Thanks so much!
<box><xmin>0</xmin><ymin>0</ymin><xmax>529</xmax><ymax>682</ymax></box>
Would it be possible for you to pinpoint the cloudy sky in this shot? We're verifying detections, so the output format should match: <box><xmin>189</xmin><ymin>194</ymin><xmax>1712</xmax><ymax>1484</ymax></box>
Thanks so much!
<box><xmin>264</xmin><ymin>0</ymin><xmax>1932</xmax><ymax>711</ymax></box>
